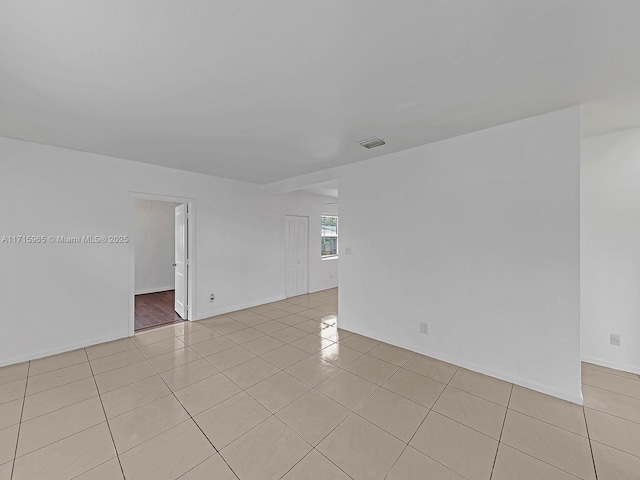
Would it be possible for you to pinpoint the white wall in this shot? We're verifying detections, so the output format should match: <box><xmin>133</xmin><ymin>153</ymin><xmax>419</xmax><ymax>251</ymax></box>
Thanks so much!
<box><xmin>134</xmin><ymin>199</ymin><xmax>180</xmax><ymax>294</ymax></box>
<box><xmin>271</xmin><ymin>191</ymin><xmax>339</xmax><ymax>293</ymax></box>
<box><xmin>581</xmin><ymin>128</ymin><xmax>640</xmax><ymax>375</ymax></box>
<box><xmin>337</xmin><ymin>108</ymin><xmax>583</xmax><ymax>403</ymax></box>
<box><xmin>0</xmin><ymin>137</ymin><xmax>286</xmax><ymax>366</ymax></box>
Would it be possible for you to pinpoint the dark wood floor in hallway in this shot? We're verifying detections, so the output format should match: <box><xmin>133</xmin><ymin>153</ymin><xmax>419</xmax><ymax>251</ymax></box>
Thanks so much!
<box><xmin>135</xmin><ymin>290</ymin><xmax>184</xmax><ymax>331</ymax></box>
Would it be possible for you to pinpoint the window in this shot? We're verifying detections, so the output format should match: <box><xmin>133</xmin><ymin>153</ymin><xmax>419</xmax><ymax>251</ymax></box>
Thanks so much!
<box><xmin>321</xmin><ymin>215</ymin><xmax>338</xmax><ymax>257</ymax></box>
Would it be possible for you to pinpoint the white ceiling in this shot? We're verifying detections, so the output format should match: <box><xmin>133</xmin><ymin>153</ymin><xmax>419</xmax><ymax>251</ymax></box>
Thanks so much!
<box><xmin>1</xmin><ymin>1</ymin><xmax>640</xmax><ymax>184</ymax></box>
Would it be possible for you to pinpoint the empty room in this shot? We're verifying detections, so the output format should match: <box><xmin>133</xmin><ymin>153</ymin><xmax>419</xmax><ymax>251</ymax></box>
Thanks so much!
<box><xmin>1</xmin><ymin>1</ymin><xmax>639</xmax><ymax>479</ymax></box>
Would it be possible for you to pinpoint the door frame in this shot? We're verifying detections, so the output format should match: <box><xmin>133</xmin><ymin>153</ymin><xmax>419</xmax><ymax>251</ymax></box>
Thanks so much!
<box><xmin>129</xmin><ymin>192</ymin><xmax>196</xmax><ymax>336</ymax></box>
<box><xmin>284</xmin><ymin>215</ymin><xmax>309</xmax><ymax>298</ymax></box>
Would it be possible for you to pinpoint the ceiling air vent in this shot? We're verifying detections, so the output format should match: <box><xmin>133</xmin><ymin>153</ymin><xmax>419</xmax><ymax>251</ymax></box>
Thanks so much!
<box><xmin>358</xmin><ymin>137</ymin><xmax>386</xmax><ymax>149</ymax></box>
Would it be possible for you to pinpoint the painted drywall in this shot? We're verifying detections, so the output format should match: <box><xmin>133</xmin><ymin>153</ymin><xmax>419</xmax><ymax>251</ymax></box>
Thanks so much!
<box><xmin>271</xmin><ymin>191</ymin><xmax>339</xmax><ymax>293</ymax></box>
<box><xmin>134</xmin><ymin>199</ymin><xmax>180</xmax><ymax>294</ymax></box>
<box><xmin>0</xmin><ymin>137</ymin><xmax>286</xmax><ymax>366</ymax></box>
<box><xmin>337</xmin><ymin>107</ymin><xmax>582</xmax><ymax>403</ymax></box>
<box><xmin>581</xmin><ymin>128</ymin><xmax>640</xmax><ymax>375</ymax></box>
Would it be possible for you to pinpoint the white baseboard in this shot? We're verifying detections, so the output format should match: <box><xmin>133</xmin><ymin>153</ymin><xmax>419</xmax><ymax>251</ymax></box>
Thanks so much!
<box><xmin>0</xmin><ymin>331</ymin><xmax>130</xmax><ymax>368</ymax></box>
<box><xmin>582</xmin><ymin>355</ymin><xmax>640</xmax><ymax>376</ymax></box>
<box><xmin>338</xmin><ymin>322</ymin><xmax>584</xmax><ymax>405</ymax></box>
<box><xmin>135</xmin><ymin>286</ymin><xmax>175</xmax><ymax>295</ymax></box>
<box><xmin>196</xmin><ymin>287</ymin><xmax>336</xmax><ymax>318</ymax></box>
<box><xmin>195</xmin><ymin>295</ymin><xmax>287</xmax><ymax>320</ymax></box>
<box><xmin>309</xmin><ymin>282</ymin><xmax>339</xmax><ymax>294</ymax></box>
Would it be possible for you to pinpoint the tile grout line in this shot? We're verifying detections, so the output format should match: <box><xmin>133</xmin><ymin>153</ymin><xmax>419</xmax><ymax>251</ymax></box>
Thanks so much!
<box><xmin>582</xmin><ymin>381</ymin><xmax>640</xmax><ymax>403</ymax></box>
<box><xmin>198</xmin><ymin>348</ymin><xmax>344</xmax><ymax>452</ymax></box>
<box><xmin>153</xmin><ymin>300</ymin><xmax>340</xmax><ymax>472</ymax></box>
<box><xmin>583</xmin><ymin>405</ymin><xmax>599</xmax><ymax>480</ymax></box>
<box><xmin>311</xmin><ymin>449</ymin><xmax>356</xmax><ymax>480</ymax></box>
<box><xmin>243</xmin><ymin>329</ymin><xmax>347</xmax><ymax>477</ymax></box>
<box><xmin>84</xmin><ymin>347</ymin><xmax>128</xmax><ymax>480</ymax></box>
<box><xmin>21</xmin><ymin>367</ymin><xmax>94</xmax><ymax>399</ymax></box>
<box><xmin>489</xmin><ymin>383</ymin><xmax>513</xmax><ymax>480</ymax></box>
<box><xmin>586</xmin><ymin>435</ymin><xmax>640</xmax><ymax>460</ymax></box>
<box><xmin>115</xmin><ymin>319</ymin><xmax>604</xmax><ymax>474</ymax></box>
<box><xmin>583</xmin><ymin>365</ymin><xmax>640</xmax><ymax>382</ymax></box>
<box><xmin>13</xmin><ymin>290</ymin><xmax>611</xmax><ymax>480</ymax></box>
<box><xmin>159</xmin><ymin>321</ymin><xmax>318</xmax><ymax>402</ymax></box>
<box><xmin>383</xmin><ymin>366</ymin><xmax>462</xmax><ymax>479</ymax></box>
<box><xmin>91</xmin><ymin>359</ymin><xmax>157</xmax><ymax>395</ymax></box>
<box><xmin>507</xmin><ymin>406</ymin><xmax>596</xmax><ymax>438</ymax></box>
<box><xmin>13</xmin><ymin>356</ymin><xmax>416</xmax><ymax>476</ymax></box>
<box><xmin>242</xmin><ymin>370</ymin><xmax>311</xmax><ymax>413</ymax></box>
<box><xmin>24</xmin><ymin>354</ymin><xmax>87</xmax><ymax>379</ymax></box>
<box><xmin>176</xmin><ymin>453</ymin><xmax>237</xmax><ymax>480</ymax></box>
<box><xmin>581</xmin><ymin>401</ymin><xmax>640</xmax><ymax>427</ymax></box>
<box><xmin>438</xmin><ymin>382</ymin><xmax>509</xmax><ymax>408</ymax></box>
<box><xmin>272</xmin><ymin>383</ymin><xmax>378</xmax><ymax>480</ymax></box>
<box><xmin>190</xmin><ymin>322</ymin><xmax>355</xmax><ymax>479</ymax></box>
<box><xmin>109</xmin><ymin>341</ymin><xmax>230</xmax><ymax>472</ymax></box>
<box><xmin>494</xmin><ymin>442</ymin><xmax>587</xmax><ymax>479</ymax></box>
<box><xmin>131</xmin><ymin>337</ymin><xmax>243</xmax><ymax>480</ymax></box>
<box><xmin>315</xmin><ymin>361</ymin><xmax>417</xmax><ymax>445</ymax></box>
<box><xmin>0</xmin><ymin>292</ymin><xmax>337</xmax><ymax>478</ymax></box>
<box><xmin>10</xmin><ymin>422</ymin><xmax>119</xmax><ymax>469</ymax></box>
<box><xmin>6</xmin><ymin>375</ymin><xmax>126</xmax><ymax>473</ymax></box>
<box><xmin>7</xmin><ymin>379</ymin><xmax>98</xmax><ymax>424</ymax></box>
<box><xmin>582</xmin><ymin>363</ymin><xmax>640</xmax><ymax>382</ymax></box>
<box><xmin>277</xmin><ymin>447</ymin><xmax>355</xmax><ymax>480</ymax></box>
<box><xmin>350</xmin><ymin>407</ymin><xmax>418</xmax><ymax>447</ymax></box>
<box><xmin>484</xmin><ymin>384</ymin><xmax>596</xmax><ymax>480</ymax></box>
<box><xmin>9</xmin><ymin>361</ymin><xmax>30</xmax><ymax>480</ymax></box>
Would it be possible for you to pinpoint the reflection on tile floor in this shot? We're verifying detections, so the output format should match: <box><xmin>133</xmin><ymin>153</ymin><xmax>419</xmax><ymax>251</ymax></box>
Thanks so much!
<box><xmin>1</xmin><ymin>287</ymin><xmax>639</xmax><ymax>479</ymax></box>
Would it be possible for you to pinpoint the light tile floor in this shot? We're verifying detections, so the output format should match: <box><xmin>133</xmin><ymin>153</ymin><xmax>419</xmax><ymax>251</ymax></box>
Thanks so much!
<box><xmin>1</xmin><ymin>288</ymin><xmax>639</xmax><ymax>479</ymax></box>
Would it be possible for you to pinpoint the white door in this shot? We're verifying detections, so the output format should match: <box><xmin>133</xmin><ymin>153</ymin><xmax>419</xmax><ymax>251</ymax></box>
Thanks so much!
<box><xmin>285</xmin><ymin>216</ymin><xmax>309</xmax><ymax>298</ymax></box>
<box><xmin>174</xmin><ymin>204</ymin><xmax>188</xmax><ymax>319</ymax></box>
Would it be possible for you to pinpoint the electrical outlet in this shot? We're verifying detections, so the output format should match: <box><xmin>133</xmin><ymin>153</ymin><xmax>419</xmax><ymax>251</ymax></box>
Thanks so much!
<box><xmin>209</xmin><ymin>294</ymin><xmax>215</xmax><ymax>303</ymax></box>
<box><xmin>420</xmin><ymin>322</ymin><xmax>429</xmax><ymax>335</ymax></box>
<box><xmin>610</xmin><ymin>333</ymin><xmax>621</xmax><ymax>347</ymax></box>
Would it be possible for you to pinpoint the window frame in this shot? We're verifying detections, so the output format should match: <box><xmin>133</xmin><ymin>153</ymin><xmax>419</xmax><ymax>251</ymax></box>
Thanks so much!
<box><xmin>320</xmin><ymin>214</ymin><xmax>339</xmax><ymax>259</ymax></box>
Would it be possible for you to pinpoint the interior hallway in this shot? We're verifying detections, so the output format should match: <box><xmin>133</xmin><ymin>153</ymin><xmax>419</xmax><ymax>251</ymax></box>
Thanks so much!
<box><xmin>0</xmin><ymin>288</ymin><xmax>638</xmax><ymax>479</ymax></box>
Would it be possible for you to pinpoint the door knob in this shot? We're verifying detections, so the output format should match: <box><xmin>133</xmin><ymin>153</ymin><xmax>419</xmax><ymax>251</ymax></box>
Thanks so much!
<box><xmin>172</xmin><ymin>263</ymin><xmax>177</xmax><ymax>267</ymax></box>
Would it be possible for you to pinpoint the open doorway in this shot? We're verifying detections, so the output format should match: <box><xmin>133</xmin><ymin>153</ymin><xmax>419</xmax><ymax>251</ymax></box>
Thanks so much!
<box><xmin>131</xmin><ymin>194</ymin><xmax>195</xmax><ymax>333</ymax></box>
<box><xmin>581</xmin><ymin>128</ymin><xmax>640</xmax><ymax>376</ymax></box>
